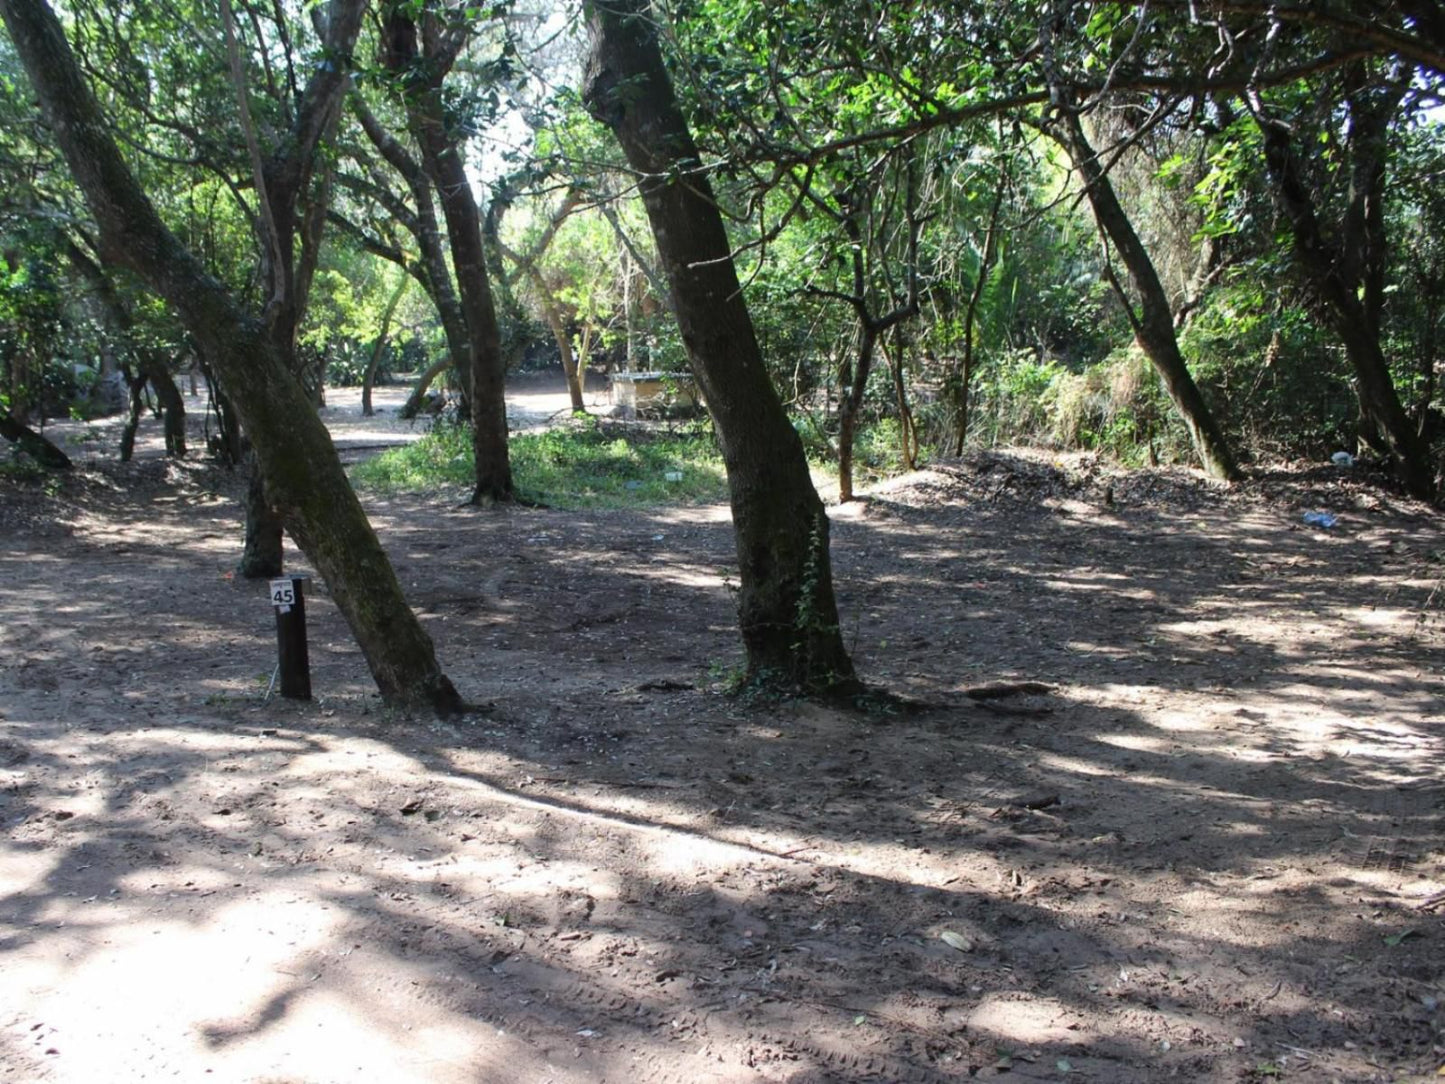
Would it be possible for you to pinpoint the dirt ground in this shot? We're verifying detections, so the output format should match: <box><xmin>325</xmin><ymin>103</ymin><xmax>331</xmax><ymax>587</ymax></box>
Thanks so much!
<box><xmin>2</xmin><ymin>378</ymin><xmax>1443</xmax><ymax>1083</ymax></box>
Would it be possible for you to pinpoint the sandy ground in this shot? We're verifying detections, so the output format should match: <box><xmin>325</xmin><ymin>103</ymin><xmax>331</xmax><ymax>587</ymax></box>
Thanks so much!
<box><xmin>1</xmin><ymin>380</ymin><xmax>1443</xmax><ymax>1083</ymax></box>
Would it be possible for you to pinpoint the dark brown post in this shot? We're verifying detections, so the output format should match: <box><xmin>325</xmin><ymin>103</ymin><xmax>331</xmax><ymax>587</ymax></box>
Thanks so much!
<box><xmin>269</xmin><ymin>575</ymin><xmax>312</xmax><ymax>700</ymax></box>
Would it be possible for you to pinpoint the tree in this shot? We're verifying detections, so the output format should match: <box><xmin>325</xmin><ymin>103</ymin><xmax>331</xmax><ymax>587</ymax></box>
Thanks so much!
<box><xmin>1247</xmin><ymin>70</ymin><xmax>1435</xmax><ymax>498</ymax></box>
<box><xmin>0</xmin><ymin>0</ymin><xmax>464</xmax><ymax>714</ymax></box>
<box><xmin>1046</xmin><ymin>98</ymin><xmax>1242</xmax><ymax>482</ymax></box>
<box><xmin>340</xmin><ymin>96</ymin><xmax>475</xmax><ymax>419</ymax></box>
<box><xmin>380</xmin><ymin>2</ymin><xmax>514</xmax><ymax>505</ymax></box>
<box><xmin>583</xmin><ymin>0</ymin><xmax>858</xmax><ymax>694</ymax></box>
<box><xmin>801</xmin><ymin>149</ymin><xmax>924</xmax><ymax>501</ymax></box>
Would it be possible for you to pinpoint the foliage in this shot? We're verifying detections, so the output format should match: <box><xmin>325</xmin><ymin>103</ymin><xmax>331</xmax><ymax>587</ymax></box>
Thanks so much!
<box><xmin>351</xmin><ymin>418</ymin><xmax>729</xmax><ymax>508</ymax></box>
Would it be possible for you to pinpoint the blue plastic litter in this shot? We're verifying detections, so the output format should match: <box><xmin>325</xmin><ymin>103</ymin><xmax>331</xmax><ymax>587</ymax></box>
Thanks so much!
<box><xmin>1302</xmin><ymin>511</ymin><xmax>1338</xmax><ymax>528</ymax></box>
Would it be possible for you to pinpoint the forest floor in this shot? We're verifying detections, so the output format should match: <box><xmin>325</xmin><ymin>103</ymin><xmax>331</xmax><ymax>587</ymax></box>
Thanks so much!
<box><xmin>2</xmin><ymin>376</ymin><xmax>1443</xmax><ymax>1083</ymax></box>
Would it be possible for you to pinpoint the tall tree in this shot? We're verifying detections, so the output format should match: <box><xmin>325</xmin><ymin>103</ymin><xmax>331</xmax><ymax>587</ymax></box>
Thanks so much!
<box><xmin>1247</xmin><ymin>73</ymin><xmax>1435</xmax><ymax>498</ymax></box>
<box><xmin>217</xmin><ymin>0</ymin><xmax>366</xmax><ymax>575</ymax></box>
<box><xmin>583</xmin><ymin>0</ymin><xmax>858</xmax><ymax>694</ymax></box>
<box><xmin>380</xmin><ymin>2</ymin><xmax>514</xmax><ymax>505</ymax></box>
<box><xmin>0</xmin><ymin>0</ymin><xmax>465</xmax><ymax>714</ymax></box>
<box><xmin>1047</xmin><ymin>99</ymin><xmax>1242</xmax><ymax>482</ymax></box>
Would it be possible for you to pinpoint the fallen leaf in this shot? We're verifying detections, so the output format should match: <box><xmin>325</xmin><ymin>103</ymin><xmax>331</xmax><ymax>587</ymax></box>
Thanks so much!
<box><xmin>940</xmin><ymin>930</ymin><xmax>973</xmax><ymax>952</ymax></box>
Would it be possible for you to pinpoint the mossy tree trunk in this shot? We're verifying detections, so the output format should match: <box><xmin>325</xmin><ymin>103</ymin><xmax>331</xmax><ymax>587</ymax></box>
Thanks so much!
<box><xmin>1</xmin><ymin>0</ymin><xmax>464</xmax><ymax>714</ymax></box>
<box><xmin>583</xmin><ymin>0</ymin><xmax>858</xmax><ymax>694</ymax></box>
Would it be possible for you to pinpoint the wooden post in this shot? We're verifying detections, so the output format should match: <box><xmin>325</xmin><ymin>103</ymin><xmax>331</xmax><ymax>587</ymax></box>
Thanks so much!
<box><xmin>269</xmin><ymin>575</ymin><xmax>312</xmax><ymax>700</ymax></box>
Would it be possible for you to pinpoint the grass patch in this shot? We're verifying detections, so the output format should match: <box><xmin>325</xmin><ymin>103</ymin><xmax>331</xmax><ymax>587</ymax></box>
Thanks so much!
<box><xmin>351</xmin><ymin>417</ymin><xmax>730</xmax><ymax>508</ymax></box>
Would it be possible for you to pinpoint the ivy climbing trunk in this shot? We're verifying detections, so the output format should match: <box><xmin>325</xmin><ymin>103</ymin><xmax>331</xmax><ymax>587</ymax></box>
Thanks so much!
<box><xmin>583</xmin><ymin>0</ymin><xmax>858</xmax><ymax>693</ymax></box>
<box><xmin>1</xmin><ymin>0</ymin><xmax>464</xmax><ymax>715</ymax></box>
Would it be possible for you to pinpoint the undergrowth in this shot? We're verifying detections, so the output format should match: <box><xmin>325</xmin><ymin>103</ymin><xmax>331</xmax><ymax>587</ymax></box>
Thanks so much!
<box><xmin>351</xmin><ymin>417</ymin><xmax>729</xmax><ymax>508</ymax></box>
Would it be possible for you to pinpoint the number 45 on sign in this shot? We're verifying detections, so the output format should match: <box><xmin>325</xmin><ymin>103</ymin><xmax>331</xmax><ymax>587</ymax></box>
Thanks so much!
<box><xmin>270</xmin><ymin>579</ymin><xmax>295</xmax><ymax>611</ymax></box>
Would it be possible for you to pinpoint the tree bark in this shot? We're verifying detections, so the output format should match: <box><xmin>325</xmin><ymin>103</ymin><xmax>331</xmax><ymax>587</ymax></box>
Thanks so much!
<box><xmin>1054</xmin><ymin>109</ymin><xmax>1242</xmax><ymax>483</ymax></box>
<box><xmin>1</xmin><ymin>0</ymin><xmax>464</xmax><ymax>714</ymax></box>
<box><xmin>583</xmin><ymin>0</ymin><xmax>857</xmax><ymax>694</ymax></box>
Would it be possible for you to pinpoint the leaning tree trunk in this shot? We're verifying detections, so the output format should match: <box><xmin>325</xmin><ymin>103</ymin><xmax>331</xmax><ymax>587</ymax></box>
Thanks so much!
<box><xmin>0</xmin><ymin>413</ymin><xmax>71</xmax><ymax>469</ymax></box>
<box><xmin>583</xmin><ymin>0</ymin><xmax>857</xmax><ymax>694</ymax></box>
<box><xmin>399</xmin><ymin>353</ymin><xmax>454</xmax><ymax>419</ymax></box>
<box><xmin>1254</xmin><ymin>114</ymin><xmax>1435</xmax><ymax>500</ymax></box>
<box><xmin>1</xmin><ymin>0</ymin><xmax>463</xmax><ymax>714</ymax></box>
<box><xmin>1056</xmin><ymin>110</ymin><xmax>1241</xmax><ymax>483</ymax></box>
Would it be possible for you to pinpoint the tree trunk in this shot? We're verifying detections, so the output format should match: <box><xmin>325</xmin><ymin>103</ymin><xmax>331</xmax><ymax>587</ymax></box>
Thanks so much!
<box><xmin>239</xmin><ymin>448</ymin><xmax>284</xmax><ymax>578</ymax></box>
<box><xmin>2</xmin><ymin>0</ymin><xmax>463</xmax><ymax>714</ymax></box>
<box><xmin>836</xmin><ymin>323</ymin><xmax>878</xmax><ymax>503</ymax></box>
<box><xmin>885</xmin><ymin>326</ymin><xmax>918</xmax><ymax>471</ymax></box>
<box><xmin>1056</xmin><ymin>110</ymin><xmax>1242</xmax><ymax>483</ymax></box>
<box><xmin>399</xmin><ymin>353</ymin><xmax>454</xmax><ymax>419</ymax></box>
<box><xmin>583</xmin><ymin>0</ymin><xmax>857</xmax><ymax>694</ymax></box>
<box><xmin>150</xmin><ymin>363</ymin><xmax>187</xmax><ymax>456</ymax></box>
<box><xmin>526</xmin><ymin>266</ymin><xmax>586</xmax><ymax>412</ymax></box>
<box><xmin>362</xmin><ymin>274</ymin><xmax>407</xmax><ymax>417</ymax></box>
<box><xmin>1253</xmin><ymin>110</ymin><xmax>1434</xmax><ymax>500</ymax></box>
<box><xmin>952</xmin><ymin>173</ymin><xmax>1006</xmax><ymax>456</ymax></box>
<box><xmin>352</xmin><ymin>99</ymin><xmax>472</xmax><ymax>408</ymax></box>
<box><xmin>382</xmin><ymin>10</ymin><xmax>512</xmax><ymax>505</ymax></box>
<box><xmin>0</xmin><ymin>413</ymin><xmax>71</xmax><ymax>469</ymax></box>
<box><xmin>119</xmin><ymin>367</ymin><xmax>146</xmax><ymax>462</ymax></box>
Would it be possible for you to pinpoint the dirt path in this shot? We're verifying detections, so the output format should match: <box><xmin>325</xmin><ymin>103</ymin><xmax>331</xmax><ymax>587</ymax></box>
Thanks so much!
<box><xmin>1</xmin><ymin>397</ymin><xmax>1442</xmax><ymax>1083</ymax></box>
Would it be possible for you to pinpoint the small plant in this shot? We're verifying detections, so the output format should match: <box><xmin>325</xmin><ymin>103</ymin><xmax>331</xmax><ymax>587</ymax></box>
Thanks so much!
<box><xmin>706</xmin><ymin>658</ymin><xmax>747</xmax><ymax>692</ymax></box>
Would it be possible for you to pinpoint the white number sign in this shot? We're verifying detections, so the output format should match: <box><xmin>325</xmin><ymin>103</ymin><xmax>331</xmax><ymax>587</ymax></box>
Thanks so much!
<box><xmin>269</xmin><ymin>579</ymin><xmax>296</xmax><ymax>609</ymax></box>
